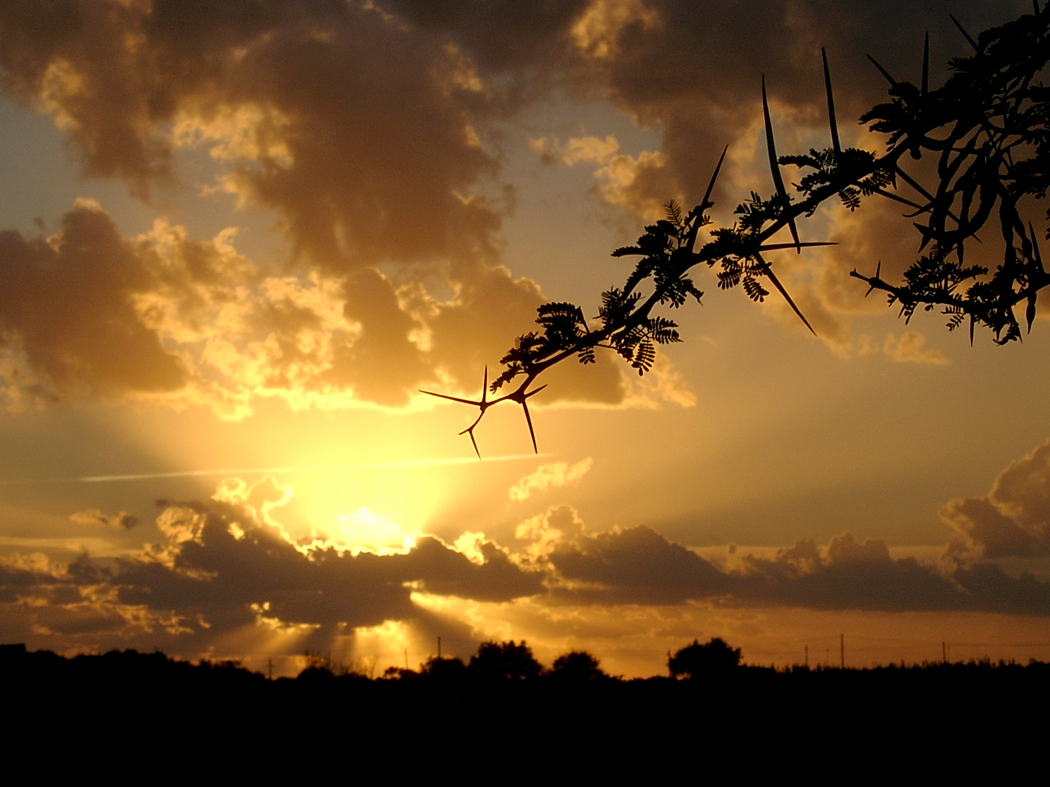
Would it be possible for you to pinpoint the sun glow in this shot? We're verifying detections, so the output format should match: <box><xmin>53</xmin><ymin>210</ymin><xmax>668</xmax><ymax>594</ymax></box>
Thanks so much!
<box><xmin>331</xmin><ymin>507</ymin><xmax>418</xmax><ymax>555</ymax></box>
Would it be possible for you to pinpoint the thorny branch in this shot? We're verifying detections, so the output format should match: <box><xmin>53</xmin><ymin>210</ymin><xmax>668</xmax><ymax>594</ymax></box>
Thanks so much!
<box><xmin>424</xmin><ymin>5</ymin><xmax>1050</xmax><ymax>456</ymax></box>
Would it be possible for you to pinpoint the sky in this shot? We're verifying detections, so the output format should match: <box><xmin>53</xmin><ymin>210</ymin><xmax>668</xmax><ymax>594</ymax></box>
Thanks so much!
<box><xmin>1</xmin><ymin>0</ymin><xmax>1048</xmax><ymax>677</ymax></box>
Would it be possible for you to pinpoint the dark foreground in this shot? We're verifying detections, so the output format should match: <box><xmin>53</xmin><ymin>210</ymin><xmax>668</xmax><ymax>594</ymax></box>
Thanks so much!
<box><xmin>6</xmin><ymin>643</ymin><xmax>1046</xmax><ymax>774</ymax></box>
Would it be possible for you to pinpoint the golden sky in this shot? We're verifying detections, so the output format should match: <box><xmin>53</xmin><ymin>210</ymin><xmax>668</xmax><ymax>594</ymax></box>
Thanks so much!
<box><xmin>1</xmin><ymin>0</ymin><xmax>1047</xmax><ymax>677</ymax></box>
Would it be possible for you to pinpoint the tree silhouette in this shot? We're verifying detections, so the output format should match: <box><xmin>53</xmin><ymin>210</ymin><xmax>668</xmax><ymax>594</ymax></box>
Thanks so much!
<box><xmin>668</xmin><ymin>638</ymin><xmax>743</xmax><ymax>679</ymax></box>
<box><xmin>467</xmin><ymin>640</ymin><xmax>543</xmax><ymax>680</ymax></box>
<box><xmin>425</xmin><ymin>5</ymin><xmax>1050</xmax><ymax>454</ymax></box>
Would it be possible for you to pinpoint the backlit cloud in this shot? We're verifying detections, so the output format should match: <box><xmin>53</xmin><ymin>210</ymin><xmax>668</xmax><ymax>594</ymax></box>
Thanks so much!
<box><xmin>509</xmin><ymin>458</ymin><xmax>593</xmax><ymax>502</ymax></box>
<box><xmin>942</xmin><ymin>439</ymin><xmax>1050</xmax><ymax>558</ymax></box>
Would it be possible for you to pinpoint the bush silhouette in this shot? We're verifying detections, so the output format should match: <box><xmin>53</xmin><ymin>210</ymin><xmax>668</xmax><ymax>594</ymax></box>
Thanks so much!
<box><xmin>550</xmin><ymin>650</ymin><xmax>605</xmax><ymax>681</ymax></box>
<box><xmin>669</xmin><ymin>638</ymin><xmax>742</xmax><ymax>678</ymax></box>
<box><xmin>420</xmin><ymin>655</ymin><xmax>466</xmax><ymax>680</ymax></box>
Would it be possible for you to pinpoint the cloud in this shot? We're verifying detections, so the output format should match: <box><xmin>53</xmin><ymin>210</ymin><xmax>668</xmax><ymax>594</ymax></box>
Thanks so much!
<box><xmin>883</xmin><ymin>332</ymin><xmax>950</xmax><ymax>366</ymax></box>
<box><xmin>571</xmin><ymin>0</ymin><xmax>661</xmax><ymax>61</ymax></box>
<box><xmin>528</xmin><ymin>134</ymin><xmax>680</xmax><ymax>220</ymax></box>
<box><xmin>0</xmin><ymin>0</ymin><xmax>504</xmax><ymax>262</ymax></box>
<box><xmin>737</xmin><ymin>533</ymin><xmax>964</xmax><ymax>612</ymax></box>
<box><xmin>70</xmin><ymin>509</ymin><xmax>139</xmax><ymax>530</ymax></box>
<box><xmin>941</xmin><ymin>439</ymin><xmax>1050</xmax><ymax>558</ymax></box>
<box><xmin>0</xmin><ymin>199</ymin><xmax>637</xmax><ymax>414</ymax></box>
<box><xmin>0</xmin><ymin>203</ymin><xmax>187</xmax><ymax>404</ymax></box>
<box><xmin>1</xmin><ymin>1</ymin><xmax>1017</xmax><ymax>412</ymax></box>
<box><xmin>513</xmin><ymin>507</ymin><xmax>1050</xmax><ymax>614</ymax></box>
<box><xmin>548</xmin><ymin>522</ymin><xmax>730</xmax><ymax>604</ymax></box>
<box><xmin>510</xmin><ymin>458</ymin><xmax>593</xmax><ymax>502</ymax></box>
<box><xmin>8</xmin><ymin>494</ymin><xmax>1050</xmax><ymax>661</ymax></box>
<box><xmin>2</xmin><ymin>477</ymin><xmax>545</xmax><ymax>657</ymax></box>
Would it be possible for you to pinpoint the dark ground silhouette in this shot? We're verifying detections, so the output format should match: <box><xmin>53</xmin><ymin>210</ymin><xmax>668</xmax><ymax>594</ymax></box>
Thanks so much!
<box><xmin>5</xmin><ymin>638</ymin><xmax>1049</xmax><ymax>773</ymax></box>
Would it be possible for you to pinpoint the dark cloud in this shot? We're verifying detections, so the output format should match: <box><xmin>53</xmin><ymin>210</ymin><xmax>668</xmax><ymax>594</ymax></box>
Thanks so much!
<box><xmin>0</xmin><ymin>1</ymin><xmax>650</xmax><ymax>409</ymax></box>
<box><xmin>0</xmin><ymin>204</ymin><xmax>187</xmax><ymax>400</ymax></box>
<box><xmin>574</xmin><ymin>1</ymin><xmax>1031</xmax><ymax>203</ymax></box>
<box><xmin>0</xmin><ymin>0</ymin><xmax>503</xmax><ymax>263</ymax></box>
<box><xmin>737</xmin><ymin>533</ymin><xmax>964</xmax><ymax>611</ymax></box>
<box><xmin>518</xmin><ymin>506</ymin><xmax>1050</xmax><ymax>614</ymax></box>
<box><xmin>548</xmin><ymin>524</ymin><xmax>729</xmax><ymax>604</ymax></box>
<box><xmin>377</xmin><ymin>0</ymin><xmax>591</xmax><ymax>75</ymax></box>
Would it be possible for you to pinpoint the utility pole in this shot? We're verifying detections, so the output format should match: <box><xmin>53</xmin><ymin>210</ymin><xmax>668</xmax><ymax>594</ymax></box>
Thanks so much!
<box><xmin>840</xmin><ymin>634</ymin><xmax>845</xmax><ymax>669</ymax></box>
<box><xmin>437</xmin><ymin>636</ymin><xmax>442</xmax><ymax>659</ymax></box>
<box><xmin>804</xmin><ymin>645</ymin><xmax>808</xmax><ymax>669</ymax></box>
<box><xmin>942</xmin><ymin>641</ymin><xmax>947</xmax><ymax>664</ymax></box>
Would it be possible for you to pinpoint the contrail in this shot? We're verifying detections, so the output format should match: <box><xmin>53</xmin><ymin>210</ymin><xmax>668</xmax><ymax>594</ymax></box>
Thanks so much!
<box><xmin>74</xmin><ymin>453</ymin><xmax>549</xmax><ymax>483</ymax></box>
<box><xmin>0</xmin><ymin>453</ymin><xmax>549</xmax><ymax>485</ymax></box>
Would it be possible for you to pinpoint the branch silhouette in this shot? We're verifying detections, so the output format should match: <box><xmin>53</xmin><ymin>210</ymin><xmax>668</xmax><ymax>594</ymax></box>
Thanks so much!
<box><xmin>420</xmin><ymin>367</ymin><xmax>546</xmax><ymax>458</ymax></box>
<box><xmin>427</xmin><ymin>5</ymin><xmax>1050</xmax><ymax>455</ymax></box>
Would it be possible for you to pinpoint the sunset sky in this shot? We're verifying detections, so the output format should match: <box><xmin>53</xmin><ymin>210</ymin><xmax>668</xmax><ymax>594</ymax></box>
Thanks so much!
<box><xmin>1</xmin><ymin>0</ymin><xmax>1048</xmax><ymax>677</ymax></box>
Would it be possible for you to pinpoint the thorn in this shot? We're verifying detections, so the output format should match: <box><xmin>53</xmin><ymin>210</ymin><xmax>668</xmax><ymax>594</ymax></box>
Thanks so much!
<box><xmin>700</xmin><ymin>146</ymin><xmax>728</xmax><ymax>212</ymax></box>
<box><xmin>509</xmin><ymin>384</ymin><xmax>547</xmax><ymax>454</ymax></box>
<box><xmin>1030</xmin><ymin>221</ymin><xmax>1045</xmax><ymax>275</ymax></box>
<box><xmin>893</xmin><ymin>165</ymin><xmax>937</xmax><ymax>204</ymax></box>
<box><xmin>758</xmin><ymin>241</ymin><xmax>836</xmax><ymax>252</ymax></box>
<box><xmin>522</xmin><ymin>401</ymin><xmax>538</xmax><ymax>453</ymax></box>
<box><xmin>921</xmin><ymin>32</ymin><xmax>929</xmax><ymax>97</ymax></box>
<box><xmin>950</xmin><ymin>15</ymin><xmax>979</xmax><ymax>51</ymax></box>
<box><xmin>756</xmin><ymin>252</ymin><xmax>815</xmax><ymax>335</ymax></box>
<box><xmin>686</xmin><ymin>145</ymin><xmax>728</xmax><ymax>250</ymax></box>
<box><xmin>822</xmin><ymin>48</ymin><xmax>841</xmax><ymax>154</ymax></box>
<box><xmin>871</xmin><ymin>187</ymin><xmax>926</xmax><ymax>213</ymax></box>
<box><xmin>762</xmin><ymin>76</ymin><xmax>801</xmax><ymax>252</ymax></box>
<box><xmin>913</xmin><ymin>222</ymin><xmax>933</xmax><ymax>252</ymax></box>
<box><xmin>865</xmin><ymin>261</ymin><xmax>882</xmax><ymax>296</ymax></box>
<box><xmin>866</xmin><ymin>54</ymin><xmax>897</xmax><ymax>86</ymax></box>
<box><xmin>422</xmin><ymin>366</ymin><xmax>496</xmax><ymax>458</ymax></box>
<box><xmin>419</xmin><ymin>390</ymin><xmax>481</xmax><ymax>406</ymax></box>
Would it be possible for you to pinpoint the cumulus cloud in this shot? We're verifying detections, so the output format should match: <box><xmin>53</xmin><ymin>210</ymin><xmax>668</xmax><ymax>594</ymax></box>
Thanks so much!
<box><xmin>0</xmin><ymin>203</ymin><xmax>187</xmax><ymax>404</ymax></box>
<box><xmin>0</xmin><ymin>1</ymin><xmax>640</xmax><ymax>412</ymax></box>
<box><xmin>512</xmin><ymin>507</ymin><xmax>1050</xmax><ymax>614</ymax></box>
<box><xmin>0</xmin><ymin>0</ymin><xmax>503</xmax><ymax>262</ymax></box>
<box><xmin>941</xmin><ymin>440</ymin><xmax>1050</xmax><ymax>558</ymax></box>
<box><xmin>510</xmin><ymin>458</ymin><xmax>593</xmax><ymax>502</ymax></box>
<box><xmin>738</xmin><ymin>533</ymin><xmax>964</xmax><ymax>611</ymax></box>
